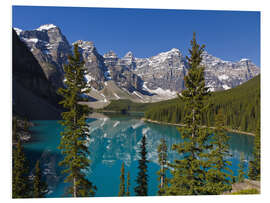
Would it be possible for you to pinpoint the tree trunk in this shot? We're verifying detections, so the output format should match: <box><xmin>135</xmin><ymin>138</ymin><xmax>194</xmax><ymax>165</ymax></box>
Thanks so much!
<box><xmin>73</xmin><ymin>176</ymin><xmax>77</xmax><ymax>197</ymax></box>
<box><xmin>192</xmin><ymin>108</ymin><xmax>195</xmax><ymax>138</ymax></box>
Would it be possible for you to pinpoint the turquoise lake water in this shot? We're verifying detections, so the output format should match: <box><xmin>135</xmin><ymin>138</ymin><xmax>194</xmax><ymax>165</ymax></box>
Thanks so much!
<box><xmin>24</xmin><ymin>115</ymin><xmax>254</xmax><ymax>197</ymax></box>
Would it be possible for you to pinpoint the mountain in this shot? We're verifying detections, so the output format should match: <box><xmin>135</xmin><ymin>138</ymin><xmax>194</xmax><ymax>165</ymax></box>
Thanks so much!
<box><xmin>201</xmin><ymin>52</ymin><xmax>259</xmax><ymax>91</ymax></box>
<box><xmin>14</xmin><ymin>24</ymin><xmax>71</xmax><ymax>89</ymax></box>
<box><xmin>13</xmin><ymin>24</ymin><xmax>260</xmax><ymax>107</ymax></box>
<box><xmin>12</xmin><ymin>29</ymin><xmax>62</xmax><ymax>119</ymax></box>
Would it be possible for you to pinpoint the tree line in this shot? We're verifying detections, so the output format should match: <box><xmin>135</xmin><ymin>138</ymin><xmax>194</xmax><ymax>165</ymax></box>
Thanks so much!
<box><xmin>145</xmin><ymin>74</ymin><xmax>260</xmax><ymax>133</ymax></box>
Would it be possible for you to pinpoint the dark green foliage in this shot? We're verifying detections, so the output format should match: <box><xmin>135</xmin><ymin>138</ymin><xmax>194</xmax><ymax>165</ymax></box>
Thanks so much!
<box><xmin>126</xmin><ymin>171</ymin><xmax>131</xmax><ymax>196</ymax></box>
<box><xmin>57</xmin><ymin>44</ymin><xmax>96</xmax><ymax>197</ymax></box>
<box><xmin>157</xmin><ymin>138</ymin><xmax>168</xmax><ymax>195</ymax></box>
<box><xmin>33</xmin><ymin>160</ymin><xmax>48</xmax><ymax>198</ymax></box>
<box><xmin>205</xmin><ymin>110</ymin><xmax>233</xmax><ymax>194</ymax></box>
<box><xmin>145</xmin><ymin>75</ymin><xmax>260</xmax><ymax>133</ymax></box>
<box><xmin>103</xmin><ymin>98</ymin><xmax>178</xmax><ymax>113</ymax></box>
<box><xmin>118</xmin><ymin>163</ymin><xmax>125</xmax><ymax>196</ymax></box>
<box><xmin>12</xmin><ymin>139</ymin><xmax>31</xmax><ymax>198</ymax></box>
<box><xmin>103</xmin><ymin>99</ymin><xmax>150</xmax><ymax>112</ymax></box>
<box><xmin>248</xmin><ymin>122</ymin><xmax>260</xmax><ymax>180</ymax></box>
<box><xmin>237</xmin><ymin>153</ymin><xmax>246</xmax><ymax>183</ymax></box>
<box><xmin>134</xmin><ymin>135</ymin><xmax>148</xmax><ymax>196</ymax></box>
<box><xmin>166</xmin><ymin>33</ymin><xmax>213</xmax><ymax>195</ymax></box>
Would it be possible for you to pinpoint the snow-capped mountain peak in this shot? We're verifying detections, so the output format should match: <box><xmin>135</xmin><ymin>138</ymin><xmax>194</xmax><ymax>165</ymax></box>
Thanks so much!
<box><xmin>124</xmin><ymin>51</ymin><xmax>134</xmax><ymax>58</ymax></box>
<box><xmin>104</xmin><ymin>51</ymin><xmax>118</xmax><ymax>59</ymax></box>
<box><xmin>36</xmin><ymin>24</ymin><xmax>58</xmax><ymax>31</ymax></box>
<box><xmin>169</xmin><ymin>48</ymin><xmax>181</xmax><ymax>53</ymax></box>
<box><xmin>14</xmin><ymin>27</ymin><xmax>22</xmax><ymax>36</ymax></box>
<box><xmin>73</xmin><ymin>40</ymin><xmax>96</xmax><ymax>53</ymax></box>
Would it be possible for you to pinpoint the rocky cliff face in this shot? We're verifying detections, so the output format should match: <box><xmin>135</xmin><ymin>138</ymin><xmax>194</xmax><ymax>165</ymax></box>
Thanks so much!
<box><xmin>14</xmin><ymin>24</ymin><xmax>71</xmax><ymax>89</ymax></box>
<box><xmin>12</xmin><ymin>29</ymin><xmax>62</xmax><ymax>119</ymax></box>
<box><xmin>74</xmin><ymin>40</ymin><xmax>107</xmax><ymax>90</ymax></box>
<box><xmin>133</xmin><ymin>48</ymin><xmax>187</xmax><ymax>92</ymax></box>
<box><xmin>14</xmin><ymin>24</ymin><xmax>260</xmax><ymax>104</ymax></box>
<box><xmin>103</xmin><ymin>51</ymin><xmax>143</xmax><ymax>92</ymax></box>
<box><xmin>201</xmin><ymin>52</ymin><xmax>260</xmax><ymax>91</ymax></box>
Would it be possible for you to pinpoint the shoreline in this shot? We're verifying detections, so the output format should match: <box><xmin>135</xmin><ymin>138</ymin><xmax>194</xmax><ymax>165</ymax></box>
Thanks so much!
<box><xmin>141</xmin><ymin>118</ymin><xmax>255</xmax><ymax>136</ymax></box>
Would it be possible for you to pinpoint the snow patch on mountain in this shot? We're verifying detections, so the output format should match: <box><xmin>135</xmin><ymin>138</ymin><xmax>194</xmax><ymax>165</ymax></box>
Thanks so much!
<box><xmin>113</xmin><ymin>93</ymin><xmax>120</xmax><ymax>100</ymax></box>
<box><xmin>36</xmin><ymin>24</ymin><xmax>57</xmax><ymax>31</ymax></box>
<box><xmin>218</xmin><ymin>74</ymin><xmax>229</xmax><ymax>80</ymax></box>
<box><xmin>132</xmin><ymin>91</ymin><xmax>144</xmax><ymax>100</ymax></box>
<box><xmin>85</xmin><ymin>75</ymin><xmax>95</xmax><ymax>83</ymax></box>
<box><xmin>222</xmin><ymin>84</ymin><xmax>231</xmax><ymax>90</ymax></box>
<box><xmin>143</xmin><ymin>82</ymin><xmax>177</xmax><ymax>97</ymax></box>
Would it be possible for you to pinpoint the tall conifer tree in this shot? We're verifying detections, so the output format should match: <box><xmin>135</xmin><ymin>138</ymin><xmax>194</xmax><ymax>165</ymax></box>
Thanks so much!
<box><xmin>126</xmin><ymin>171</ymin><xmax>131</xmax><ymax>196</ymax></box>
<box><xmin>248</xmin><ymin>122</ymin><xmax>260</xmax><ymax>180</ymax></box>
<box><xmin>237</xmin><ymin>153</ymin><xmax>246</xmax><ymax>183</ymax></box>
<box><xmin>205</xmin><ymin>109</ymin><xmax>233</xmax><ymax>194</ymax></box>
<box><xmin>118</xmin><ymin>163</ymin><xmax>126</xmax><ymax>196</ymax></box>
<box><xmin>134</xmin><ymin>135</ymin><xmax>148</xmax><ymax>196</ymax></box>
<box><xmin>57</xmin><ymin>44</ymin><xmax>96</xmax><ymax>197</ymax></box>
<box><xmin>33</xmin><ymin>160</ymin><xmax>48</xmax><ymax>198</ymax></box>
<box><xmin>12</xmin><ymin>139</ymin><xmax>31</xmax><ymax>198</ymax></box>
<box><xmin>166</xmin><ymin>33</ymin><xmax>212</xmax><ymax>195</ymax></box>
<box><xmin>157</xmin><ymin>138</ymin><xmax>168</xmax><ymax>195</ymax></box>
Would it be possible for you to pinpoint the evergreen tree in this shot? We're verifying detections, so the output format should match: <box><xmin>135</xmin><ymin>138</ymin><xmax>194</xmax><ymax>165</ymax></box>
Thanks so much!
<box><xmin>33</xmin><ymin>160</ymin><xmax>48</xmax><ymax>198</ymax></box>
<box><xmin>237</xmin><ymin>153</ymin><xmax>246</xmax><ymax>183</ymax></box>
<box><xmin>157</xmin><ymin>138</ymin><xmax>168</xmax><ymax>195</ymax></box>
<box><xmin>166</xmin><ymin>33</ymin><xmax>212</xmax><ymax>195</ymax></box>
<box><xmin>12</xmin><ymin>139</ymin><xmax>31</xmax><ymax>198</ymax></box>
<box><xmin>248</xmin><ymin>122</ymin><xmax>260</xmax><ymax>180</ymax></box>
<box><xmin>134</xmin><ymin>135</ymin><xmax>148</xmax><ymax>196</ymax></box>
<box><xmin>118</xmin><ymin>163</ymin><xmax>126</xmax><ymax>196</ymax></box>
<box><xmin>126</xmin><ymin>171</ymin><xmax>131</xmax><ymax>196</ymax></box>
<box><xmin>205</xmin><ymin>109</ymin><xmax>233</xmax><ymax>194</ymax></box>
<box><xmin>57</xmin><ymin>44</ymin><xmax>96</xmax><ymax>197</ymax></box>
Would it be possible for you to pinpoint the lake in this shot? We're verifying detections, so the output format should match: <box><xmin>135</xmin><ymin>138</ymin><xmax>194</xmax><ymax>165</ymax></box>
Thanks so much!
<box><xmin>24</xmin><ymin>114</ymin><xmax>254</xmax><ymax>197</ymax></box>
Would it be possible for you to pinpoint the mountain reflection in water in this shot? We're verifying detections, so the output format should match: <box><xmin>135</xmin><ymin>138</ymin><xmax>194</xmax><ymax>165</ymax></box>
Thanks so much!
<box><xmin>24</xmin><ymin>114</ymin><xmax>254</xmax><ymax>197</ymax></box>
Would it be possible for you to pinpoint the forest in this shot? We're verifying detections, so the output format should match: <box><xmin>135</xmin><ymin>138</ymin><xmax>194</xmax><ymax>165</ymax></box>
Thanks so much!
<box><xmin>144</xmin><ymin>75</ymin><xmax>260</xmax><ymax>133</ymax></box>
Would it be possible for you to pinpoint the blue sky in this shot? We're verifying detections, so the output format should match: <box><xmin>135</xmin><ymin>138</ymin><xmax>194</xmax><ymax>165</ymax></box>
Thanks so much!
<box><xmin>12</xmin><ymin>6</ymin><xmax>260</xmax><ymax>66</ymax></box>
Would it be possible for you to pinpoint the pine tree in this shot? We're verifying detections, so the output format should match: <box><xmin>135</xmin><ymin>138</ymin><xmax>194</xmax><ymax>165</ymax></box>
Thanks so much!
<box><xmin>134</xmin><ymin>135</ymin><xmax>148</xmax><ymax>196</ymax></box>
<box><xmin>118</xmin><ymin>163</ymin><xmax>126</xmax><ymax>196</ymax></box>
<box><xmin>166</xmin><ymin>33</ymin><xmax>212</xmax><ymax>195</ymax></box>
<box><xmin>57</xmin><ymin>44</ymin><xmax>96</xmax><ymax>197</ymax></box>
<box><xmin>126</xmin><ymin>171</ymin><xmax>131</xmax><ymax>196</ymax></box>
<box><xmin>237</xmin><ymin>153</ymin><xmax>245</xmax><ymax>183</ymax></box>
<box><xmin>248</xmin><ymin>122</ymin><xmax>260</xmax><ymax>180</ymax></box>
<box><xmin>205</xmin><ymin>109</ymin><xmax>233</xmax><ymax>194</ymax></box>
<box><xmin>157</xmin><ymin>138</ymin><xmax>168</xmax><ymax>195</ymax></box>
<box><xmin>12</xmin><ymin>139</ymin><xmax>31</xmax><ymax>198</ymax></box>
<box><xmin>33</xmin><ymin>160</ymin><xmax>48</xmax><ymax>198</ymax></box>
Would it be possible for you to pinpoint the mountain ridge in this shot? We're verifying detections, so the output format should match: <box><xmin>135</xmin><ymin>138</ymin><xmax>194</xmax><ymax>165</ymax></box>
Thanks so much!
<box><xmin>14</xmin><ymin>24</ymin><xmax>260</xmax><ymax>106</ymax></box>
